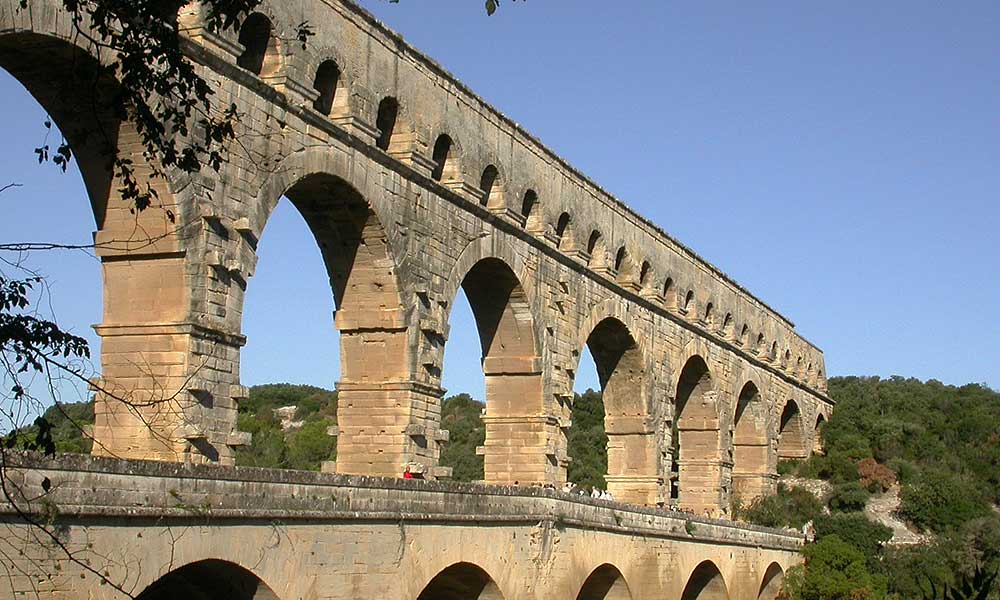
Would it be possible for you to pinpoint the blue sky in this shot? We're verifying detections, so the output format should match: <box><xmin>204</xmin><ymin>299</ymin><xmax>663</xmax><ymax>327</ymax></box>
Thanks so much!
<box><xmin>1</xmin><ymin>0</ymin><xmax>998</xmax><ymax>406</ymax></box>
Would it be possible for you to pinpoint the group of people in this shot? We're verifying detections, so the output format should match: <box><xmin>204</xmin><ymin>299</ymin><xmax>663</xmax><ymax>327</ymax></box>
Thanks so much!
<box><xmin>561</xmin><ymin>481</ymin><xmax>614</xmax><ymax>501</ymax></box>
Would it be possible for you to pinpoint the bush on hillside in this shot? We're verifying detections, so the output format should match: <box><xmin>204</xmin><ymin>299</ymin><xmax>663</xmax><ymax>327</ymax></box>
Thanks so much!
<box><xmin>813</xmin><ymin>513</ymin><xmax>892</xmax><ymax>573</ymax></box>
<box><xmin>857</xmin><ymin>458</ymin><xmax>895</xmax><ymax>493</ymax></box>
<box><xmin>739</xmin><ymin>484</ymin><xmax>823</xmax><ymax>529</ymax></box>
<box><xmin>898</xmin><ymin>468</ymin><xmax>990</xmax><ymax>534</ymax></box>
<box><xmin>782</xmin><ymin>535</ymin><xmax>886</xmax><ymax>600</ymax></box>
<box><xmin>827</xmin><ymin>481</ymin><xmax>871</xmax><ymax>513</ymax></box>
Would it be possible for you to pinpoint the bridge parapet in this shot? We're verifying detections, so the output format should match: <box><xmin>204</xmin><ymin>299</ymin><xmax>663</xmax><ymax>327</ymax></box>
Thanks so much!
<box><xmin>1</xmin><ymin>454</ymin><xmax>802</xmax><ymax>599</ymax></box>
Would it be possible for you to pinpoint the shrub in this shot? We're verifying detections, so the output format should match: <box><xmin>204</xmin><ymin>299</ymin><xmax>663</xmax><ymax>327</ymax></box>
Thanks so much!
<box><xmin>778</xmin><ymin>459</ymin><xmax>802</xmax><ymax>476</ymax></box>
<box><xmin>814</xmin><ymin>513</ymin><xmax>892</xmax><ymax>572</ymax></box>
<box><xmin>740</xmin><ymin>484</ymin><xmax>824</xmax><ymax>529</ymax></box>
<box><xmin>828</xmin><ymin>481</ymin><xmax>871</xmax><ymax>513</ymax></box>
<box><xmin>783</xmin><ymin>535</ymin><xmax>886</xmax><ymax>600</ymax></box>
<box><xmin>857</xmin><ymin>458</ymin><xmax>896</xmax><ymax>493</ymax></box>
<box><xmin>886</xmin><ymin>459</ymin><xmax>919</xmax><ymax>486</ymax></box>
<box><xmin>898</xmin><ymin>469</ymin><xmax>990</xmax><ymax>533</ymax></box>
<box><xmin>823</xmin><ymin>452</ymin><xmax>861</xmax><ymax>484</ymax></box>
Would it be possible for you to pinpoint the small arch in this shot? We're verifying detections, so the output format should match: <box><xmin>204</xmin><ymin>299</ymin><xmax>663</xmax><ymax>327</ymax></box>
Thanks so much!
<box><xmin>614</xmin><ymin>245</ymin><xmax>628</xmax><ymax>272</ymax></box>
<box><xmin>587</xmin><ymin>230</ymin><xmax>607</xmax><ymax>268</ymax></box>
<box><xmin>739</xmin><ymin>324</ymin><xmax>749</xmax><ymax>344</ymax></box>
<box><xmin>681</xmin><ymin>561</ymin><xmax>730</xmax><ymax>600</ymax></box>
<box><xmin>769</xmin><ymin>341</ymin><xmax>778</xmax><ymax>361</ymax></box>
<box><xmin>375</xmin><ymin>96</ymin><xmax>399</xmax><ymax>151</ymax></box>
<box><xmin>417</xmin><ymin>562</ymin><xmax>505</xmax><ymax>600</ymax></box>
<box><xmin>521</xmin><ymin>189</ymin><xmax>539</xmax><ymax>225</ymax></box>
<box><xmin>757</xmin><ymin>563</ymin><xmax>784</xmax><ymax>600</ymax></box>
<box><xmin>555</xmin><ymin>212</ymin><xmax>573</xmax><ymax>249</ymax></box>
<box><xmin>755</xmin><ymin>333</ymin><xmax>765</xmax><ymax>352</ymax></box>
<box><xmin>782</xmin><ymin>349</ymin><xmax>791</xmax><ymax>368</ymax></box>
<box><xmin>683</xmin><ymin>290</ymin><xmax>695</xmax><ymax>312</ymax></box>
<box><xmin>639</xmin><ymin>260</ymin><xmax>652</xmax><ymax>286</ymax></box>
<box><xmin>311</xmin><ymin>59</ymin><xmax>342</xmax><ymax>116</ymax></box>
<box><xmin>576</xmin><ymin>563</ymin><xmax>632</xmax><ymax>600</ymax></box>
<box><xmin>237</xmin><ymin>13</ymin><xmax>279</xmax><ymax>78</ymax></box>
<box><xmin>663</xmin><ymin>277</ymin><xmax>675</xmax><ymax>307</ymax></box>
<box><xmin>431</xmin><ymin>134</ymin><xmax>454</xmax><ymax>181</ymax></box>
<box><xmin>777</xmin><ymin>400</ymin><xmax>808</xmax><ymax>460</ymax></box>
<box><xmin>479</xmin><ymin>164</ymin><xmax>500</xmax><ymax>207</ymax></box>
<box><xmin>704</xmin><ymin>302</ymin><xmax>714</xmax><ymax>324</ymax></box>
<box><xmin>136</xmin><ymin>559</ymin><xmax>279</xmax><ymax>600</ymax></box>
<box><xmin>721</xmin><ymin>313</ymin><xmax>733</xmax><ymax>337</ymax></box>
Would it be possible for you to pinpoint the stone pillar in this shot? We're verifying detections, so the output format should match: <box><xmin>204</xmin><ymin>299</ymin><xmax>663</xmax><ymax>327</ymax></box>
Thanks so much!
<box><xmin>605</xmin><ymin>415</ymin><xmax>661</xmax><ymax>505</ymax></box>
<box><xmin>479</xmin><ymin>357</ymin><xmax>558</xmax><ymax>485</ymax></box>
<box><xmin>334</xmin><ymin>309</ymin><xmax>450</xmax><ymax>479</ymax></box>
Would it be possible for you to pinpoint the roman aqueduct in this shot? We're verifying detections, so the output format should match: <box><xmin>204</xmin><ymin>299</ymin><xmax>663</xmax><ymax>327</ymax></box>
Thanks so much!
<box><xmin>0</xmin><ymin>0</ymin><xmax>833</xmax><ymax>597</ymax></box>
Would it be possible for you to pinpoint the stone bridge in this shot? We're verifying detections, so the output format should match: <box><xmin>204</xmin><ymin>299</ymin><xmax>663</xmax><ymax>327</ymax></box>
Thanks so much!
<box><xmin>0</xmin><ymin>0</ymin><xmax>830</xmax><ymax>515</ymax></box>
<box><xmin>1</xmin><ymin>455</ymin><xmax>800</xmax><ymax>600</ymax></box>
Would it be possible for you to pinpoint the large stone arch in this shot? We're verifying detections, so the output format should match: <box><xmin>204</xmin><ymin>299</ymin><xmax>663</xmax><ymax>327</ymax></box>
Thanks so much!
<box><xmin>135</xmin><ymin>559</ymin><xmax>281</xmax><ymax>600</ymax></box>
<box><xmin>673</xmin><ymin>351</ymin><xmax>725</xmax><ymax>515</ymax></box>
<box><xmin>576</xmin><ymin>563</ymin><xmax>633</xmax><ymax>600</ymax></box>
<box><xmin>572</xmin><ymin>300</ymin><xmax>659</xmax><ymax>505</ymax></box>
<box><xmin>731</xmin><ymin>380</ymin><xmax>775</xmax><ymax>503</ymax></box>
<box><xmin>680</xmin><ymin>560</ymin><xmax>731</xmax><ymax>600</ymax></box>
<box><xmin>442</xmin><ymin>234</ymin><xmax>549</xmax><ymax>484</ymax></box>
<box><xmin>0</xmin><ymin>12</ymin><xmax>222</xmax><ymax>463</ymax></box>
<box><xmin>250</xmin><ymin>149</ymin><xmax>418</xmax><ymax>478</ymax></box>
<box><xmin>777</xmin><ymin>399</ymin><xmax>808</xmax><ymax>461</ymax></box>
<box><xmin>417</xmin><ymin>562</ymin><xmax>506</xmax><ymax>600</ymax></box>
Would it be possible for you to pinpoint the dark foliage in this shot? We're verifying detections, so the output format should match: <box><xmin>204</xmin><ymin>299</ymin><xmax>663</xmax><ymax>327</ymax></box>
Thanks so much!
<box><xmin>439</xmin><ymin>393</ymin><xmax>485</xmax><ymax>482</ymax></box>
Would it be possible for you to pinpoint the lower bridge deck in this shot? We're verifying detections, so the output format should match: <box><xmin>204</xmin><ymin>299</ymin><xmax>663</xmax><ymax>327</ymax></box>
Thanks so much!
<box><xmin>0</xmin><ymin>455</ymin><xmax>800</xmax><ymax>600</ymax></box>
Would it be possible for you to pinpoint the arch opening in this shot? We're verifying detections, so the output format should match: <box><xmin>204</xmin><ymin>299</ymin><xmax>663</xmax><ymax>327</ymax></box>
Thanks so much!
<box><xmin>576</xmin><ymin>564</ymin><xmax>632</xmax><ymax>600</ymax></box>
<box><xmin>375</xmin><ymin>96</ymin><xmax>399</xmax><ymax>151</ymax></box>
<box><xmin>136</xmin><ymin>559</ymin><xmax>279</xmax><ymax>600</ymax></box>
<box><xmin>757</xmin><ymin>563</ymin><xmax>784</xmax><ymax>600</ymax></box>
<box><xmin>681</xmin><ymin>561</ymin><xmax>730</xmax><ymax>600</ymax></box>
<box><xmin>448</xmin><ymin>258</ymin><xmax>543</xmax><ymax>485</ymax></box>
<box><xmin>731</xmin><ymin>382</ymin><xmax>772</xmax><ymax>503</ymax></box>
<box><xmin>431</xmin><ymin>134</ymin><xmax>454</xmax><ymax>182</ymax></box>
<box><xmin>572</xmin><ymin>318</ymin><xmax>657</xmax><ymax>505</ymax></box>
<box><xmin>418</xmin><ymin>562</ymin><xmax>504</xmax><ymax>600</ymax></box>
<box><xmin>813</xmin><ymin>414</ymin><xmax>827</xmax><ymax>455</ymax></box>
<box><xmin>311</xmin><ymin>59</ymin><xmax>344</xmax><ymax>116</ymax></box>
<box><xmin>0</xmin><ymin>31</ymin><xmax>197</xmax><ymax>462</ymax></box>
<box><xmin>479</xmin><ymin>164</ymin><xmax>501</xmax><ymax>208</ymax></box>
<box><xmin>521</xmin><ymin>189</ymin><xmax>540</xmax><ymax>229</ymax></box>
<box><xmin>555</xmin><ymin>212</ymin><xmax>573</xmax><ymax>250</ymax></box>
<box><xmin>237</xmin><ymin>13</ymin><xmax>279</xmax><ymax>78</ymax></box>
<box><xmin>673</xmin><ymin>356</ymin><xmax>723</xmax><ymax>514</ymax></box>
<box><xmin>777</xmin><ymin>400</ymin><xmax>808</xmax><ymax>461</ymax></box>
<box><xmin>254</xmin><ymin>172</ymin><xmax>406</xmax><ymax>477</ymax></box>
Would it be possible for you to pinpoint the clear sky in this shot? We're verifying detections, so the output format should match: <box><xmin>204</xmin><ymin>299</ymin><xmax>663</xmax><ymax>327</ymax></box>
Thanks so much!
<box><xmin>1</xmin><ymin>0</ymin><xmax>998</xmax><ymax>408</ymax></box>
